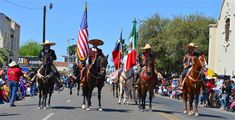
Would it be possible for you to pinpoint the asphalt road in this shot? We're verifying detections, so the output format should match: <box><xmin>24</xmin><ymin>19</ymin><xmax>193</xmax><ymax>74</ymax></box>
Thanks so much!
<box><xmin>0</xmin><ymin>84</ymin><xmax>234</xmax><ymax>120</ymax></box>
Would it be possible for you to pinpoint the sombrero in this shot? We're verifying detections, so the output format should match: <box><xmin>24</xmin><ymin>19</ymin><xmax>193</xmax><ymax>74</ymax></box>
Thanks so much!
<box><xmin>142</xmin><ymin>44</ymin><xmax>151</xmax><ymax>50</ymax></box>
<box><xmin>41</xmin><ymin>40</ymin><xmax>56</xmax><ymax>46</ymax></box>
<box><xmin>185</xmin><ymin>42</ymin><xmax>198</xmax><ymax>48</ymax></box>
<box><xmin>89</xmin><ymin>39</ymin><xmax>104</xmax><ymax>46</ymax></box>
<box><xmin>9</xmin><ymin>61</ymin><xmax>17</xmax><ymax>67</ymax></box>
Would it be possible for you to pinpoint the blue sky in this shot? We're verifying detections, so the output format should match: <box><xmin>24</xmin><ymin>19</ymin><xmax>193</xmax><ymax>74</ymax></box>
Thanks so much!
<box><xmin>0</xmin><ymin>0</ymin><xmax>222</xmax><ymax>64</ymax></box>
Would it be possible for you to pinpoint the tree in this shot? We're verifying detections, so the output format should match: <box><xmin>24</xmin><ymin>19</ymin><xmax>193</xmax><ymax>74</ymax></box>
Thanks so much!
<box><xmin>0</xmin><ymin>48</ymin><xmax>7</xmax><ymax>66</ymax></box>
<box><xmin>19</xmin><ymin>40</ymin><xmax>41</xmax><ymax>56</ymax></box>
<box><xmin>138</xmin><ymin>13</ymin><xmax>215</xmax><ymax>77</ymax></box>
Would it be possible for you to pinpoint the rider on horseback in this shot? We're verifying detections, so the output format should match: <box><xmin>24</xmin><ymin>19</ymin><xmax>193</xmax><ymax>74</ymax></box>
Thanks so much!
<box><xmin>180</xmin><ymin>42</ymin><xmax>198</xmax><ymax>89</ymax></box>
<box><xmin>135</xmin><ymin>44</ymin><xmax>155</xmax><ymax>86</ymax></box>
<box><xmin>38</xmin><ymin>40</ymin><xmax>62</xmax><ymax>89</ymax></box>
<box><xmin>80</xmin><ymin>39</ymin><xmax>104</xmax><ymax>84</ymax></box>
<box><xmin>88</xmin><ymin>39</ymin><xmax>104</xmax><ymax>65</ymax></box>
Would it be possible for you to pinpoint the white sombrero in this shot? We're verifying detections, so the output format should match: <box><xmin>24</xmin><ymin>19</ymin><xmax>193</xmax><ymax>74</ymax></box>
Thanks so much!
<box><xmin>186</xmin><ymin>42</ymin><xmax>198</xmax><ymax>48</ymax></box>
<box><xmin>142</xmin><ymin>44</ymin><xmax>151</xmax><ymax>50</ymax></box>
<box><xmin>41</xmin><ymin>40</ymin><xmax>56</xmax><ymax>46</ymax></box>
<box><xmin>8</xmin><ymin>61</ymin><xmax>17</xmax><ymax>67</ymax></box>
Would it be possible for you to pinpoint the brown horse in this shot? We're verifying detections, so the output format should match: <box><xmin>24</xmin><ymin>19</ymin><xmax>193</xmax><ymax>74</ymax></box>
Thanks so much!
<box><xmin>182</xmin><ymin>53</ymin><xmax>207</xmax><ymax>116</ymax></box>
<box><xmin>81</xmin><ymin>55</ymin><xmax>108</xmax><ymax>111</ymax></box>
<box><xmin>138</xmin><ymin>59</ymin><xmax>157</xmax><ymax>112</ymax></box>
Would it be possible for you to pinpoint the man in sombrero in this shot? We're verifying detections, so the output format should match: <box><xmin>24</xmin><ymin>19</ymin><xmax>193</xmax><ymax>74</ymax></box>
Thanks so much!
<box><xmin>38</xmin><ymin>40</ymin><xmax>62</xmax><ymax>88</ymax></box>
<box><xmin>88</xmin><ymin>39</ymin><xmax>104</xmax><ymax>65</ymax></box>
<box><xmin>180</xmin><ymin>42</ymin><xmax>198</xmax><ymax>89</ymax></box>
<box><xmin>140</xmin><ymin>44</ymin><xmax>154</xmax><ymax>68</ymax></box>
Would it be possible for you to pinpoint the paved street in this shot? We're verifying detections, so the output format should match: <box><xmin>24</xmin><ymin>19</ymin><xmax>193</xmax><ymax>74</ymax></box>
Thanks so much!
<box><xmin>0</xmin><ymin>85</ymin><xmax>234</xmax><ymax>120</ymax></box>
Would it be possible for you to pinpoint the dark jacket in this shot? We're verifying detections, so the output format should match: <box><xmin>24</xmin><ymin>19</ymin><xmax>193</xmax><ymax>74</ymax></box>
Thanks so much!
<box><xmin>39</xmin><ymin>49</ymin><xmax>57</xmax><ymax>64</ymax></box>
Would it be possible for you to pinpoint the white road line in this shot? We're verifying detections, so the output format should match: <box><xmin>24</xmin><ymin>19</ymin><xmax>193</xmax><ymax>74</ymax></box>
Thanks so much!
<box><xmin>42</xmin><ymin>113</ymin><xmax>54</xmax><ymax>120</ymax></box>
<box><xmin>66</xmin><ymin>99</ymin><xmax>71</xmax><ymax>103</ymax></box>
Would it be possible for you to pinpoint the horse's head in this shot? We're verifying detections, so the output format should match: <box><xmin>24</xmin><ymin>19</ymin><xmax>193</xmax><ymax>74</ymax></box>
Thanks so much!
<box><xmin>96</xmin><ymin>55</ymin><xmax>108</xmax><ymax>75</ymax></box>
<box><xmin>145</xmin><ymin>59</ymin><xmax>154</xmax><ymax>76</ymax></box>
<box><xmin>193</xmin><ymin>53</ymin><xmax>208</xmax><ymax>71</ymax></box>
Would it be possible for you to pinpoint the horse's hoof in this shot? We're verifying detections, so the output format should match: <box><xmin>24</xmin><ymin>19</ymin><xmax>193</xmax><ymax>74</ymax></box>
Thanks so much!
<box><xmin>98</xmin><ymin>108</ymin><xmax>103</xmax><ymax>111</ymax></box>
<box><xmin>127</xmin><ymin>102</ymin><xmax>130</xmax><ymax>105</ymax></box>
<box><xmin>184</xmin><ymin>110</ymin><xmax>187</xmax><ymax>114</ymax></box>
<box><xmin>195</xmin><ymin>112</ymin><xmax>199</xmax><ymax>116</ymax></box>
<box><xmin>86</xmin><ymin>108</ymin><xmax>90</xmax><ymax>111</ymax></box>
<box><xmin>188</xmin><ymin>111</ymin><xmax>194</xmax><ymax>116</ymax></box>
<box><xmin>37</xmin><ymin>107</ymin><xmax>41</xmax><ymax>109</ymax></box>
<box><xmin>149</xmin><ymin>109</ymin><xmax>152</xmax><ymax>112</ymax></box>
<box><xmin>82</xmin><ymin>105</ymin><xmax>86</xmax><ymax>109</ymax></box>
<box><xmin>46</xmin><ymin>105</ymin><xmax>51</xmax><ymax>109</ymax></box>
<box><xmin>43</xmin><ymin>107</ymin><xmax>47</xmax><ymax>110</ymax></box>
<box><xmin>140</xmin><ymin>109</ymin><xmax>144</xmax><ymax>112</ymax></box>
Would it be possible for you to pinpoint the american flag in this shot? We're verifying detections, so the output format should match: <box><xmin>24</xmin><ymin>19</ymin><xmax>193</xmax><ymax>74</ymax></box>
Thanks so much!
<box><xmin>77</xmin><ymin>3</ymin><xmax>89</xmax><ymax>61</ymax></box>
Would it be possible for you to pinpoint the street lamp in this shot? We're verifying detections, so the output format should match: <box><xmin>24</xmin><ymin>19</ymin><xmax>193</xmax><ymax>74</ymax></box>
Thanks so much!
<box><xmin>42</xmin><ymin>3</ymin><xmax>53</xmax><ymax>43</ymax></box>
<box><xmin>67</xmin><ymin>38</ymin><xmax>74</xmax><ymax>75</ymax></box>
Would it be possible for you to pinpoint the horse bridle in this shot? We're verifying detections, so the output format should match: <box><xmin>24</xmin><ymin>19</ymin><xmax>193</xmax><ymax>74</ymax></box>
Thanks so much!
<box><xmin>187</xmin><ymin>56</ymin><xmax>207</xmax><ymax>82</ymax></box>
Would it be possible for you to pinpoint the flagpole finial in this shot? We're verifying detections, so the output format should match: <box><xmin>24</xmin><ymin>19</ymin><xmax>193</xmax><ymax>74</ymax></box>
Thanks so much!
<box><xmin>133</xmin><ymin>18</ymin><xmax>137</xmax><ymax>24</ymax></box>
<box><xmin>85</xmin><ymin>1</ymin><xmax>88</xmax><ymax>10</ymax></box>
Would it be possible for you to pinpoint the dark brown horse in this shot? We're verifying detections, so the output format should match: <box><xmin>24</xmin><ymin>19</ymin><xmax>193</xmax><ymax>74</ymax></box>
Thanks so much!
<box><xmin>182</xmin><ymin>53</ymin><xmax>207</xmax><ymax>116</ymax></box>
<box><xmin>81</xmin><ymin>55</ymin><xmax>108</xmax><ymax>111</ymax></box>
<box><xmin>35</xmin><ymin>63</ymin><xmax>56</xmax><ymax>109</ymax></box>
<box><xmin>138</xmin><ymin>59</ymin><xmax>157</xmax><ymax>112</ymax></box>
<box><xmin>68</xmin><ymin>63</ymin><xmax>81</xmax><ymax>96</ymax></box>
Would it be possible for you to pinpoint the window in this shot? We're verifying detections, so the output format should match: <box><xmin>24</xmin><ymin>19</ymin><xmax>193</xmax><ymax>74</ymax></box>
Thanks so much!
<box><xmin>225</xmin><ymin>18</ymin><xmax>230</xmax><ymax>42</ymax></box>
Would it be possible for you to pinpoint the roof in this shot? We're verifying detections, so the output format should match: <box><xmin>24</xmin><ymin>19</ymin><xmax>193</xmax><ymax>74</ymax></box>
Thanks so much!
<box><xmin>54</xmin><ymin>62</ymin><xmax>68</xmax><ymax>67</ymax></box>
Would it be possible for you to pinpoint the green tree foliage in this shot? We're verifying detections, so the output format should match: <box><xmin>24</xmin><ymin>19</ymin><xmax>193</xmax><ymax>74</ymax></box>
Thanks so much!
<box><xmin>138</xmin><ymin>13</ymin><xmax>215</xmax><ymax>77</ymax></box>
<box><xmin>0</xmin><ymin>48</ymin><xmax>7</xmax><ymax>66</ymax></box>
<box><xmin>19</xmin><ymin>40</ymin><xmax>41</xmax><ymax>56</ymax></box>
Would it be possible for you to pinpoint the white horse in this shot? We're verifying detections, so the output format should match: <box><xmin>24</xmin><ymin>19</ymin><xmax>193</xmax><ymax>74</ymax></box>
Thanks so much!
<box><xmin>118</xmin><ymin>68</ymin><xmax>137</xmax><ymax>104</ymax></box>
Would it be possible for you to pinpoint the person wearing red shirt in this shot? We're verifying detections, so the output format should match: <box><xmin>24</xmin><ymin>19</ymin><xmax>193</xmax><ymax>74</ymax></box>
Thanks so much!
<box><xmin>205</xmin><ymin>79</ymin><xmax>216</xmax><ymax>107</ymax></box>
<box><xmin>7</xmin><ymin>61</ymin><xmax>24</xmax><ymax>107</ymax></box>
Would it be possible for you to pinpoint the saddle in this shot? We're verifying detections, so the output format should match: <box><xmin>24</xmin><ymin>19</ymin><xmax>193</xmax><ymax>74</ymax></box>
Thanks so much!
<box><xmin>140</xmin><ymin>66</ymin><xmax>157</xmax><ymax>81</ymax></box>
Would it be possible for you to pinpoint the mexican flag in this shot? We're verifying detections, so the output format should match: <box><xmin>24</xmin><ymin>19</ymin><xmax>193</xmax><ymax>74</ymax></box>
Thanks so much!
<box><xmin>126</xmin><ymin>19</ymin><xmax>137</xmax><ymax>71</ymax></box>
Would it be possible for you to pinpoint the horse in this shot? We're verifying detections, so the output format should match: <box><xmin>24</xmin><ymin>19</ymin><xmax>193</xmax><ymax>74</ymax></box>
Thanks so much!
<box><xmin>35</xmin><ymin>59</ymin><xmax>57</xmax><ymax>109</ymax></box>
<box><xmin>182</xmin><ymin>53</ymin><xmax>207</xmax><ymax>116</ymax></box>
<box><xmin>138</xmin><ymin>59</ymin><xmax>157</xmax><ymax>112</ymax></box>
<box><xmin>118</xmin><ymin>68</ymin><xmax>136</xmax><ymax>104</ymax></box>
<box><xmin>68</xmin><ymin>63</ymin><xmax>81</xmax><ymax>96</ymax></box>
<box><xmin>81</xmin><ymin>55</ymin><xmax>108</xmax><ymax>111</ymax></box>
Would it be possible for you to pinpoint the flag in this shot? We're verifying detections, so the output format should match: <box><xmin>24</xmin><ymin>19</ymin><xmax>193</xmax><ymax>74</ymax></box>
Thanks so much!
<box><xmin>126</xmin><ymin>19</ymin><xmax>137</xmax><ymax>70</ymax></box>
<box><xmin>77</xmin><ymin>2</ymin><xmax>89</xmax><ymax>61</ymax></box>
<box><xmin>112</xmin><ymin>30</ymin><xmax>123</xmax><ymax>69</ymax></box>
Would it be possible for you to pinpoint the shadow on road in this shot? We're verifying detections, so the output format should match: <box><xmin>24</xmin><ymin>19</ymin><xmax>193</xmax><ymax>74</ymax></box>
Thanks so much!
<box><xmin>0</xmin><ymin>113</ymin><xmax>20</xmax><ymax>116</ymax></box>
<box><xmin>52</xmin><ymin>106</ymin><xmax>81</xmax><ymax>110</ymax></box>
<box><xmin>16</xmin><ymin>103</ymin><xmax>38</xmax><ymax>107</ymax></box>
<box><xmin>102</xmin><ymin>108</ymin><xmax>132</xmax><ymax>113</ymax></box>
<box><xmin>199</xmin><ymin>113</ymin><xmax>228</xmax><ymax>119</ymax></box>
<box><xmin>152</xmin><ymin>109</ymin><xmax>180</xmax><ymax>114</ymax></box>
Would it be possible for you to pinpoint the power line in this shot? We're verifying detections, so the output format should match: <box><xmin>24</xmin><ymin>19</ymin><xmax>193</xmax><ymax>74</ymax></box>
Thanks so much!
<box><xmin>4</xmin><ymin>0</ymin><xmax>42</xmax><ymax>10</ymax></box>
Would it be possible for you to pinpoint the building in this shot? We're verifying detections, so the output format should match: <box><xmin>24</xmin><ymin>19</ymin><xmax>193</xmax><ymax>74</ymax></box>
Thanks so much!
<box><xmin>0</xmin><ymin>13</ymin><xmax>20</xmax><ymax>63</ymax></box>
<box><xmin>208</xmin><ymin>0</ymin><xmax>235</xmax><ymax>76</ymax></box>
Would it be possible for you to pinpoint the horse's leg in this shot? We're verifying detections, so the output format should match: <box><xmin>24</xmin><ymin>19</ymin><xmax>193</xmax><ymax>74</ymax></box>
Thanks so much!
<box><xmin>183</xmin><ymin>89</ymin><xmax>188</xmax><ymax>114</ymax></box>
<box><xmin>195</xmin><ymin>87</ymin><xmax>200</xmax><ymax>116</ymax></box>
<box><xmin>69</xmin><ymin>82</ymin><xmax>73</xmax><ymax>95</ymax></box>
<box><xmin>47</xmin><ymin>84</ymin><xmax>54</xmax><ymax>108</ymax></box>
<box><xmin>86</xmin><ymin>86</ymin><xmax>93</xmax><ymax>111</ymax></box>
<box><xmin>188</xmin><ymin>89</ymin><xmax>194</xmax><ymax>115</ymax></box>
<box><xmin>44</xmin><ymin>88</ymin><xmax>48</xmax><ymax>109</ymax></box>
<box><xmin>142</xmin><ymin>90</ymin><xmax>147</xmax><ymax>111</ymax></box>
<box><xmin>116</xmin><ymin>83</ymin><xmax>119</xmax><ymax>98</ymax></box>
<box><xmin>82</xmin><ymin>86</ymin><xmax>86</xmax><ymax>109</ymax></box>
<box><xmin>98</xmin><ymin>87</ymin><xmax>103</xmax><ymax>111</ymax></box>
<box><xmin>118</xmin><ymin>82</ymin><xmax>123</xmax><ymax>104</ymax></box>
<box><xmin>112</xmin><ymin>83</ymin><xmax>115</xmax><ymax>98</ymax></box>
<box><xmin>77</xmin><ymin>80</ymin><xmax>80</xmax><ymax>96</ymax></box>
<box><xmin>138</xmin><ymin>86</ymin><xmax>142</xmax><ymax>110</ymax></box>
<box><xmin>38</xmin><ymin>88</ymin><xmax>42</xmax><ymax>109</ymax></box>
<box><xmin>149</xmin><ymin>89</ymin><xmax>154</xmax><ymax>111</ymax></box>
